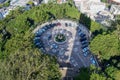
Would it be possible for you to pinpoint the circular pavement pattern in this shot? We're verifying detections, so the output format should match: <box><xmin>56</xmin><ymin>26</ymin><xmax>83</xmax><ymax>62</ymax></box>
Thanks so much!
<box><xmin>33</xmin><ymin>19</ymin><xmax>98</xmax><ymax>69</ymax></box>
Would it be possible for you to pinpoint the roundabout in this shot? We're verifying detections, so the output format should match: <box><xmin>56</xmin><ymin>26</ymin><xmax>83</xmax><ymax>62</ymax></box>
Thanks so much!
<box><xmin>54</xmin><ymin>33</ymin><xmax>67</xmax><ymax>44</ymax></box>
<box><xmin>33</xmin><ymin>19</ymin><xmax>98</xmax><ymax>69</ymax></box>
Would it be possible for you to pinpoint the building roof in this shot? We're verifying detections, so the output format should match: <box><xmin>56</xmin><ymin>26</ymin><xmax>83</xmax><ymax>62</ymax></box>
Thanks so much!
<box><xmin>111</xmin><ymin>5</ymin><xmax>120</xmax><ymax>11</ymax></box>
<box><xmin>73</xmin><ymin>0</ymin><xmax>100</xmax><ymax>2</ymax></box>
<box><xmin>0</xmin><ymin>0</ymin><xmax>6</xmax><ymax>3</ymax></box>
<box><xmin>112</xmin><ymin>0</ymin><xmax>120</xmax><ymax>3</ymax></box>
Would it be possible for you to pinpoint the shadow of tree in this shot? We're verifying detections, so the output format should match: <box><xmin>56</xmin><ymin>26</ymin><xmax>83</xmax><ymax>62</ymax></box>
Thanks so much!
<box><xmin>100</xmin><ymin>55</ymin><xmax>120</xmax><ymax>71</ymax></box>
<box><xmin>46</xmin><ymin>11</ymin><xmax>56</xmax><ymax>20</ymax></box>
<box><xmin>74</xmin><ymin>68</ymin><xmax>90</xmax><ymax>80</ymax></box>
<box><xmin>0</xmin><ymin>27</ymin><xmax>11</xmax><ymax>51</ymax></box>
<box><xmin>79</xmin><ymin>13</ymin><xmax>91</xmax><ymax>30</ymax></box>
<box><xmin>91</xmin><ymin>29</ymin><xmax>104</xmax><ymax>38</ymax></box>
<box><xmin>26</xmin><ymin>17</ymin><xmax>34</xmax><ymax>27</ymax></box>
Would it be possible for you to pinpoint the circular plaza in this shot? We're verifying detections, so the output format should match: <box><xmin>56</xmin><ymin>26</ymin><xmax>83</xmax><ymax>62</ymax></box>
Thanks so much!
<box><xmin>33</xmin><ymin>19</ymin><xmax>98</xmax><ymax>69</ymax></box>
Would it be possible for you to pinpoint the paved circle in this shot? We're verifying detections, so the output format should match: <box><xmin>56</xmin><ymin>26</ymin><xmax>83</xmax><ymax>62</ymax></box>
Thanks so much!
<box><xmin>33</xmin><ymin>19</ymin><xmax>98</xmax><ymax>69</ymax></box>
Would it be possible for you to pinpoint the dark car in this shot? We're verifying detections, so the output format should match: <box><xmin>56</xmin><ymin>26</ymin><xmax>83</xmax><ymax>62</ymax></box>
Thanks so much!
<box><xmin>52</xmin><ymin>23</ymin><xmax>57</xmax><ymax>26</ymax></box>
<box><xmin>46</xmin><ymin>25</ymin><xmax>51</xmax><ymax>28</ymax></box>
<box><xmin>81</xmin><ymin>40</ymin><xmax>88</xmax><ymax>45</ymax></box>
<box><xmin>90</xmin><ymin>56</ymin><xmax>96</xmax><ymax>64</ymax></box>
<box><xmin>37</xmin><ymin>29</ymin><xmax>43</xmax><ymax>34</ymax></box>
<box><xmin>65</xmin><ymin>23</ymin><xmax>68</xmax><ymax>27</ymax></box>
<box><xmin>69</xmin><ymin>23</ymin><xmax>72</xmax><ymax>26</ymax></box>
<box><xmin>56</xmin><ymin>22</ymin><xmax>61</xmax><ymax>26</ymax></box>
<box><xmin>78</xmin><ymin>31</ymin><xmax>84</xmax><ymax>36</ymax></box>
<box><xmin>83</xmin><ymin>50</ymin><xmax>90</xmax><ymax>57</ymax></box>
<box><xmin>34</xmin><ymin>39</ymin><xmax>41</xmax><ymax>44</ymax></box>
<box><xmin>81</xmin><ymin>43</ymin><xmax>89</xmax><ymax>48</ymax></box>
<box><xmin>80</xmin><ymin>33</ymin><xmax>86</xmax><ymax>37</ymax></box>
<box><xmin>35</xmin><ymin>34</ymin><xmax>41</xmax><ymax>37</ymax></box>
<box><xmin>78</xmin><ymin>29</ymin><xmax>82</xmax><ymax>32</ymax></box>
<box><xmin>43</xmin><ymin>26</ymin><xmax>48</xmax><ymax>30</ymax></box>
<box><xmin>80</xmin><ymin>37</ymin><xmax>87</xmax><ymax>42</ymax></box>
<box><xmin>76</xmin><ymin>27</ymin><xmax>81</xmax><ymax>32</ymax></box>
<box><xmin>49</xmin><ymin>24</ymin><xmax>53</xmax><ymax>27</ymax></box>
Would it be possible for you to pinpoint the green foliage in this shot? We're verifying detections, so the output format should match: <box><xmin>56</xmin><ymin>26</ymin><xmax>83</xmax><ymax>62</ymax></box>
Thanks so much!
<box><xmin>0</xmin><ymin>3</ymin><xmax>82</xmax><ymax>80</ymax></box>
<box><xmin>101</xmin><ymin>0</ymin><xmax>108</xmax><ymax>3</ymax></box>
<box><xmin>79</xmin><ymin>13</ymin><xmax>91</xmax><ymax>29</ymax></box>
<box><xmin>27</xmin><ymin>1</ymin><xmax>34</xmax><ymax>6</ymax></box>
<box><xmin>74</xmin><ymin>65</ymin><xmax>106</xmax><ymax>80</ymax></box>
<box><xmin>90</xmin><ymin>73</ymin><xmax>106</xmax><ymax>80</ymax></box>
<box><xmin>74</xmin><ymin>68</ymin><xmax>90</xmax><ymax>80</ymax></box>
<box><xmin>0</xmin><ymin>2</ymin><xmax>119</xmax><ymax>80</ymax></box>
<box><xmin>90</xmin><ymin>31</ymin><xmax>119</xmax><ymax>59</ymax></box>
<box><xmin>90</xmin><ymin>21</ymin><xmax>105</xmax><ymax>33</ymax></box>
<box><xmin>105</xmin><ymin>66</ymin><xmax>120</xmax><ymax>80</ymax></box>
<box><xmin>0</xmin><ymin>48</ymin><xmax>61</xmax><ymax>80</ymax></box>
<box><xmin>0</xmin><ymin>0</ymin><xmax>10</xmax><ymax>8</ymax></box>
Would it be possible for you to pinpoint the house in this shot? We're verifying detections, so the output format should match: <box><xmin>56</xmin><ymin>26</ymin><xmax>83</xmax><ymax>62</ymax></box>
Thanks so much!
<box><xmin>110</xmin><ymin>5</ymin><xmax>120</xmax><ymax>15</ymax></box>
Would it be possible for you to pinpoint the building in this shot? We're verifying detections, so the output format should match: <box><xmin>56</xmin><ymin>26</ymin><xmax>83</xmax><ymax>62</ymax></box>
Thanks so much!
<box><xmin>94</xmin><ymin>10</ymin><xmax>114</xmax><ymax>26</ymax></box>
<box><xmin>0</xmin><ymin>0</ymin><xmax>6</xmax><ymax>3</ymax></box>
<box><xmin>0</xmin><ymin>8</ymin><xmax>10</xmax><ymax>19</ymax></box>
<box><xmin>33</xmin><ymin>0</ymin><xmax>42</xmax><ymax>5</ymax></box>
<box><xmin>74</xmin><ymin>0</ymin><xmax>105</xmax><ymax>14</ymax></box>
<box><xmin>57</xmin><ymin>0</ymin><xmax>66</xmax><ymax>4</ymax></box>
<box><xmin>10</xmin><ymin>0</ymin><xmax>30</xmax><ymax>6</ymax></box>
<box><xmin>74</xmin><ymin>0</ymin><xmax>115</xmax><ymax>26</ymax></box>
<box><xmin>42</xmin><ymin>0</ymin><xmax>49</xmax><ymax>3</ymax></box>
<box><xmin>110</xmin><ymin>5</ymin><xmax>120</xmax><ymax>15</ymax></box>
<box><xmin>108</xmin><ymin>0</ymin><xmax>120</xmax><ymax>4</ymax></box>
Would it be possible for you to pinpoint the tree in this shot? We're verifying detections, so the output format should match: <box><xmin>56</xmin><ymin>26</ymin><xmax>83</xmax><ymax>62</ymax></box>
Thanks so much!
<box><xmin>90</xmin><ymin>31</ymin><xmax>119</xmax><ymax>60</ymax></box>
<box><xmin>0</xmin><ymin>48</ymin><xmax>61</xmax><ymax>80</ymax></box>
<box><xmin>105</xmin><ymin>66</ymin><xmax>120</xmax><ymax>80</ymax></box>
<box><xmin>90</xmin><ymin>73</ymin><xmax>106</xmax><ymax>80</ymax></box>
<box><xmin>74</xmin><ymin>68</ymin><xmax>90</xmax><ymax>80</ymax></box>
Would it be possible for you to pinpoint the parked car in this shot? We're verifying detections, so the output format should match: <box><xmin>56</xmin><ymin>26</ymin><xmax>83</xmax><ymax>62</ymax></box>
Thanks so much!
<box><xmin>35</xmin><ymin>34</ymin><xmax>41</xmax><ymax>37</ymax></box>
<box><xmin>81</xmin><ymin>43</ymin><xmax>89</xmax><ymax>48</ymax></box>
<box><xmin>81</xmin><ymin>40</ymin><xmax>88</xmax><ymax>45</ymax></box>
<box><xmin>65</xmin><ymin>23</ymin><xmax>68</xmax><ymax>27</ymax></box>
<box><xmin>43</xmin><ymin>26</ymin><xmax>48</xmax><ymax>30</ymax></box>
<box><xmin>80</xmin><ymin>33</ymin><xmax>86</xmax><ymax>37</ymax></box>
<box><xmin>52</xmin><ymin>23</ymin><xmax>57</xmax><ymax>26</ymax></box>
<box><xmin>34</xmin><ymin>37</ymin><xmax>40</xmax><ymax>40</ymax></box>
<box><xmin>82</xmin><ymin>47</ymin><xmax>89</xmax><ymax>52</ymax></box>
<box><xmin>80</xmin><ymin>37</ymin><xmax>87</xmax><ymax>42</ymax></box>
<box><xmin>56</xmin><ymin>22</ymin><xmax>61</xmax><ymax>26</ymax></box>
<box><xmin>49</xmin><ymin>24</ymin><xmax>54</xmax><ymax>27</ymax></box>
<box><xmin>78</xmin><ymin>31</ymin><xmax>83</xmax><ymax>36</ymax></box>
<box><xmin>90</xmin><ymin>57</ymin><xmax>96</xmax><ymax>64</ymax></box>
<box><xmin>69</xmin><ymin>23</ymin><xmax>72</xmax><ymax>26</ymax></box>
<box><xmin>51</xmin><ymin>43</ymin><xmax>58</xmax><ymax>49</ymax></box>
<box><xmin>41</xmin><ymin>28</ymin><xmax>45</xmax><ymax>32</ymax></box>
<box><xmin>83</xmin><ymin>50</ymin><xmax>90</xmax><ymax>57</ymax></box>
<box><xmin>37</xmin><ymin>29</ymin><xmax>43</xmax><ymax>34</ymax></box>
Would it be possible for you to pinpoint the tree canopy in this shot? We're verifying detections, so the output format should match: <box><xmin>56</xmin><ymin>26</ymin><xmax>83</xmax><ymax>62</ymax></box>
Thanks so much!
<box><xmin>0</xmin><ymin>2</ymin><xmax>119</xmax><ymax>80</ymax></box>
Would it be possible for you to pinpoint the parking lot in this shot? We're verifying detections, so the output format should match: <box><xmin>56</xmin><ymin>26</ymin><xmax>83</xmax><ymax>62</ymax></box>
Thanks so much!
<box><xmin>33</xmin><ymin>19</ymin><xmax>98</xmax><ymax>69</ymax></box>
